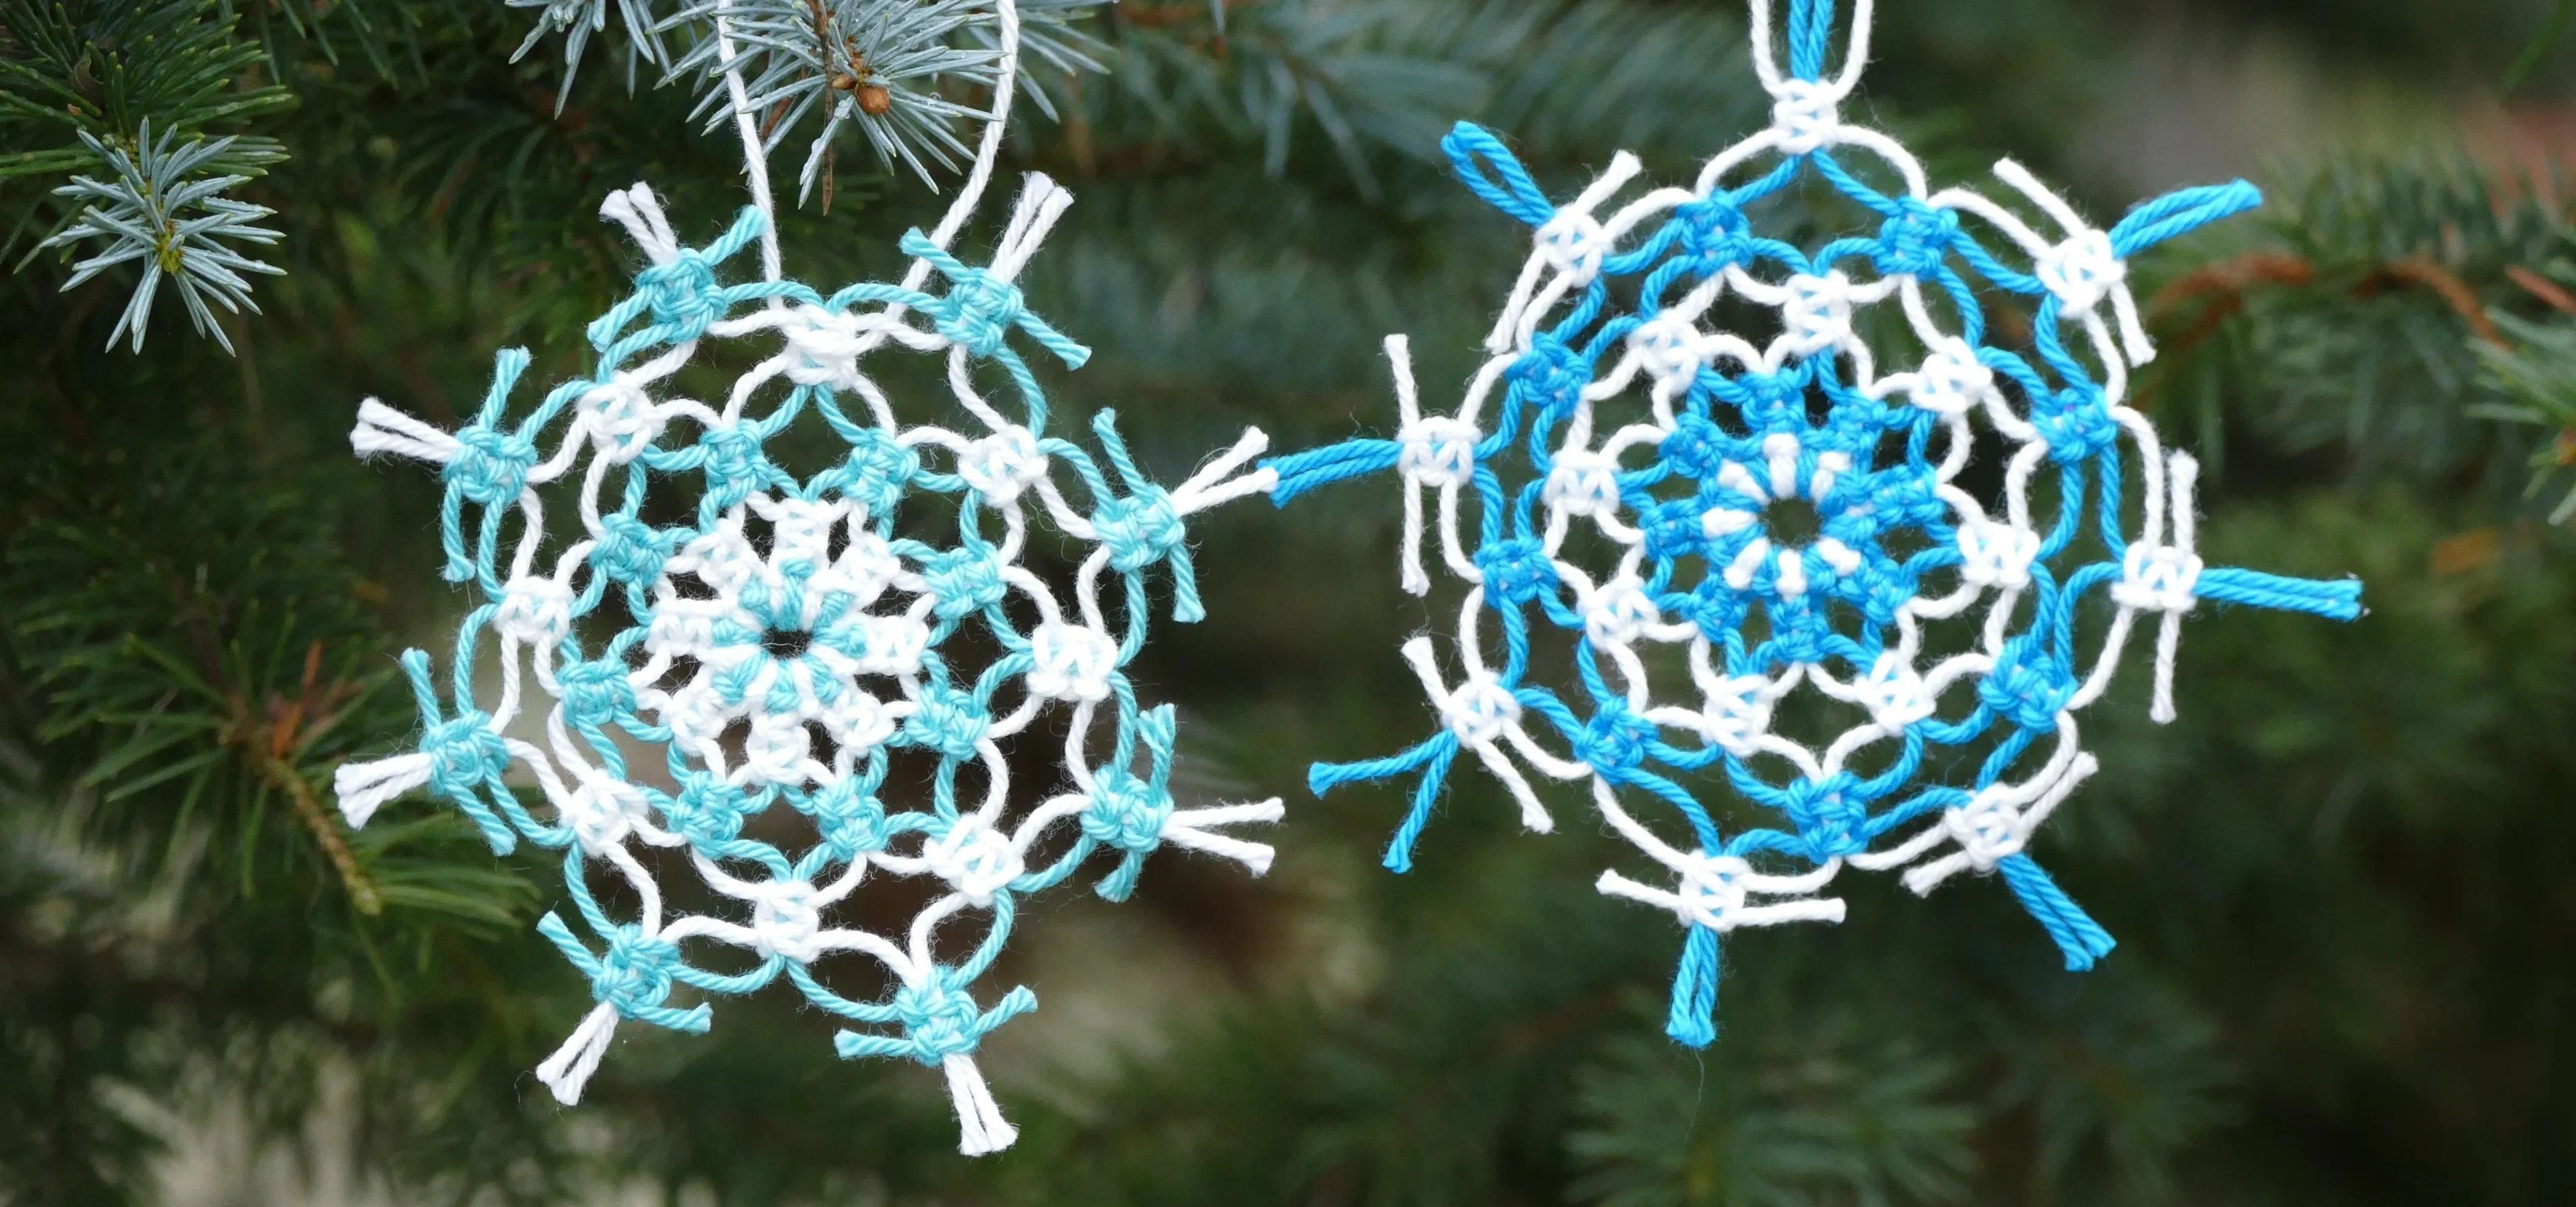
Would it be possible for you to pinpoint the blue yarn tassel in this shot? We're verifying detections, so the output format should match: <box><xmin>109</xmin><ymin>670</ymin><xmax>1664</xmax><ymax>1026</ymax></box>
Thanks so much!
<box><xmin>1996</xmin><ymin>854</ymin><xmax>2117</xmax><ymax>971</ymax></box>
<box><xmin>1666</xmin><ymin>925</ymin><xmax>1723</xmax><ymax>1047</ymax></box>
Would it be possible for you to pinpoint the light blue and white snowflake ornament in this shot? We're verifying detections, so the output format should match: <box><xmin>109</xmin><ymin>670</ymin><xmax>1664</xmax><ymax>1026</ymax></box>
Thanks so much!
<box><xmin>333</xmin><ymin>1</ymin><xmax>1281</xmax><ymax>1156</ymax></box>
<box><xmin>1264</xmin><ymin>0</ymin><xmax>2363</xmax><ymax>1047</ymax></box>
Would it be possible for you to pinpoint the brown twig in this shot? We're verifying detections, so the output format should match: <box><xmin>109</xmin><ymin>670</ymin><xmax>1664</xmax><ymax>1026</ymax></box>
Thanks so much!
<box><xmin>221</xmin><ymin>641</ymin><xmax>383</xmax><ymax>914</ymax></box>
<box><xmin>2507</xmin><ymin>264</ymin><xmax>2576</xmax><ymax>313</ymax></box>
<box><xmin>2136</xmin><ymin>249</ymin><xmax>2532</xmax><ymax>413</ymax></box>
<box><xmin>2380</xmin><ymin>254</ymin><xmax>2506</xmax><ymax>346</ymax></box>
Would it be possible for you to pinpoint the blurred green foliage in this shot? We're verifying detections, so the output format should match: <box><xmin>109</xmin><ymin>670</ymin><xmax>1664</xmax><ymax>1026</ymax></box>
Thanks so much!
<box><xmin>6</xmin><ymin>0</ymin><xmax>2576</xmax><ymax>1203</ymax></box>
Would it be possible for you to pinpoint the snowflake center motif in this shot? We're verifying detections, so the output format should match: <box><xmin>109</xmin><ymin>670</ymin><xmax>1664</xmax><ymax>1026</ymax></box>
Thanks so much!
<box><xmin>1260</xmin><ymin>0</ymin><xmax>2363</xmax><ymax>1050</ymax></box>
<box><xmin>335</xmin><ymin>166</ymin><xmax>1286</xmax><ymax>1157</ymax></box>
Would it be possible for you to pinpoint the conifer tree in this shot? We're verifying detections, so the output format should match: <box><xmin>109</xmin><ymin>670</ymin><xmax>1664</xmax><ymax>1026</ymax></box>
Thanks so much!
<box><xmin>6</xmin><ymin>0</ymin><xmax>2576</xmax><ymax>1202</ymax></box>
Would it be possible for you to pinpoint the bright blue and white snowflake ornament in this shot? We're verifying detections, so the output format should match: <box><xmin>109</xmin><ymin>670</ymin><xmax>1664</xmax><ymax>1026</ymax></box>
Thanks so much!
<box><xmin>332</xmin><ymin>2</ymin><xmax>1281</xmax><ymax>1155</ymax></box>
<box><xmin>1265</xmin><ymin>0</ymin><xmax>2362</xmax><ymax>1047</ymax></box>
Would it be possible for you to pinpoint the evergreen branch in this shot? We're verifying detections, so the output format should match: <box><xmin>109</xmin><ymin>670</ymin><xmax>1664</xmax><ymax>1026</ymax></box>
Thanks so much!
<box><xmin>0</xmin><ymin>0</ymin><xmax>292</xmax><ymax>149</ymax></box>
<box><xmin>37</xmin><ymin>120</ymin><xmax>283</xmax><ymax>354</ymax></box>
<box><xmin>233</xmin><ymin>641</ymin><xmax>385</xmax><ymax>915</ymax></box>
<box><xmin>2143</xmin><ymin>152</ymin><xmax>2576</xmax><ymax>504</ymax></box>
<box><xmin>2471</xmin><ymin>308</ymin><xmax>2576</xmax><ymax>523</ymax></box>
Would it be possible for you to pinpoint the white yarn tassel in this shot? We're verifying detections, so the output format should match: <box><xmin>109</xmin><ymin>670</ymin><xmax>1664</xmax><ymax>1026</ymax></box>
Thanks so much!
<box><xmin>1170</xmin><ymin>427</ymin><xmax>1279</xmax><ymax>515</ymax></box>
<box><xmin>2150</xmin><ymin>452</ymin><xmax>2200</xmax><ymax>725</ymax></box>
<box><xmin>1387</xmin><ymin>335</ymin><xmax>1429</xmax><ymax>596</ymax></box>
<box><xmin>941</xmin><ymin>1053</ymin><xmax>1018</xmax><ymax>1156</ymax></box>
<box><xmin>350</xmin><ymin>398</ymin><xmax>461</xmax><ymax>464</ymax></box>
<box><xmin>1159</xmin><ymin>799</ymin><xmax>1289</xmax><ymax>874</ymax></box>
<box><xmin>598</xmin><ymin>182</ymin><xmax>682</xmax><ymax>264</ymax></box>
<box><xmin>333</xmin><ymin>752</ymin><xmax>431</xmax><ymax>828</ymax></box>
<box><xmin>987</xmin><ymin>174</ymin><xmax>1075</xmax><ymax>283</ymax></box>
<box><xmin>535</xmin><ymin>1002</ymin><xmax>621</xmax><ymax>1106</ymax></box>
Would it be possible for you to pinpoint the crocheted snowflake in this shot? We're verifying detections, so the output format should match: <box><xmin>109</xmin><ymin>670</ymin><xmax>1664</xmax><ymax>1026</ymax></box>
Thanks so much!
<box><xmin>1263</xmin><ymin>0</ymin><xmax>2361</xmax><ymax>1047</ymax></box>
<box><xmin>335</xmin><ymin>174</ymin><xmax>1280</xmax><ymax>1154</ymax></box>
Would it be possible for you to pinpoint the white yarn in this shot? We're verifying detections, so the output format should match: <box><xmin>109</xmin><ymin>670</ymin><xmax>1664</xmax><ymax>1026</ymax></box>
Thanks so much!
<box><xmin>535</xmin><ymin>1003</ymin><xmax>622</xmax><ymax>1106</ymax></box>
<box><xmin>339</xmin><ymin>0</ymin><xmax>1287</xmax><ymax>1153</ymax></box>
<box><xmin>1355</xmin><ymin>0</ymin><xmax>2229</xmax><ymax>944</ymax></box>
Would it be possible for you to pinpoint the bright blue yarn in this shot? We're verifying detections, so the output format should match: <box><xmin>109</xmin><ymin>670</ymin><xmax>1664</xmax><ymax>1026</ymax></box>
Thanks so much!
<box><xmin>1260</xmin><ymin>1</ymin><xmax>2362</xmax><ymax>1049</ymax></box>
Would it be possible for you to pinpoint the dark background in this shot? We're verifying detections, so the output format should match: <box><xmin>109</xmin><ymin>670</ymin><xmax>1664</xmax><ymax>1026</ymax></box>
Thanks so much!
<box><xmin>7</xmin><ymin>0</ymin><xmax>2576</xmax><ymax>1203</ymax></box>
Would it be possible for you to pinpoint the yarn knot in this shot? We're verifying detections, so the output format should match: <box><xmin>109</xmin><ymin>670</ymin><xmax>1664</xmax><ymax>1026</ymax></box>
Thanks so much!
<box><xmin>1535</xmin><ymin>208</ymin><xmax>1612</xmax><ymax>282</ymax></box>
<box><xmin>1542</xmin><ymin>449</ymin><xmax>1623</xmax><ymax>517</ymax></box>
<box><xmin>1874</xmin><ymin>200</ymin><xmax>1962</xmax><ymax>277</ymax></box>
<box><xmin>1473</xmin><ymin>537</ymin><xmax>1557</xmax><ymax>605</ymax></box>
<box><xmin>1662</xmin><ymin>413</ymin><xmax>1729</xmax><ymax>481</ymax></box>
<box><xmin>891</xmin><ymin>974</ymin><xmax>989</xmax><ymax>1065</ymax></box>
<box><xmin>810</xmin><ymin>780</ymin><xmax>896</xmax><ymax>858</ymax></box>
<box><xmin>1699</xmin><ymin>674</ymin><xmax>1772</xmax><ymax>753</ymax></box>
<box><xmin>1784</xmin><ymin>776</ymin><xmax>1866</xmax><ymax>860</ymax></box>
<box><xmin>557</xmin><ymin>656</ymin><xmax>638</xmax><ymax>731</ymax></box>
<box><xmin>1673</xmin><ymin>852</ymin><xmax>1756</xmax><ymax>930</ymax></box>
<box><xmin>919</xmin><ymin>545</ymin><xmax>1008</xmax><ymax>623</ymax></box>
<box><xmin>1770</xmin><ymin>78</ymin><xmax>1839</xmax><ymax>154</ymax></box>
<box><xmin>743</xmin><ymin>711</ymin><xmax>818</xmax><ymax>786</ymax></box>
<box><xmin>1780</xmin><ymin>272</ymin><xmax>1855</xmax><ymax>356</ymax></box>
<box><xmin>559</xmin><ymin>777</ymin><xmax>647</xmax><ymax>854</ymax></box>
<box><xmin>1026</xmin><ymin>621</ymin><xmax>1118</xmax><ymax>702</ymax></box>
<box><xmin>1956</xmin><ymin>519</ymin><xmax>2041</xmax><ymax>590</ymax></box>
<box><xmin>922</xmin><ymin>813</ymin><xmax>1022</xmax><ymax>906</ymax></box>
<box><xmin>1674</xmin><ymin>196</ymin><xmax>1753</xmax><ymax>274</ymax></box>
<box><xmin>931</xmin><ymin>269</ymin><xmax>1028</xmax><ymax>360</ymax></box>
<box><xmin>1582</xmin><ymin>577</ymin><xmax>1661</xmax><ymax>648</ymax></box>
<box><xmin>1397</xmin><ymin>416</ymin><xmax>1480</xmax><ymax>487</ymax></box>
<box><xmin>1943</xmin><ymin>788</ymin><xmax>2030</xmax><ymax>869</ymax></box>
<box><xmin>1640</xmin><ymin>498</ymin><xmax>1707</xmax><ymax>562</ymax></box>
<box><xmin>594</xmin><ymin>925</ymin><xmax>688</xmax><ymax>1016</ymax></box>
<box><xmin>2112</xmin><ymin>543</ymin><xmax>2202</xmax><ymax>612</ymax></box>
<box><xmin>1860</xmin><ymin>654</ymin><xmax>1936</xmax><ymax>730</ymax></box>
<box><xmin>2029</xmin><ymin>384</ymin><xmax>2121</xmax><ymax>463</ymax></box>
<box><xmin>493</xmin><ymin>576</ymin><xmax>574</xmax><ymax>647</ymax></box>
<box><xmin>579</xmin><ymin>376</ymin><xmax>665</xmax><ymax>462</ymax></box>
<box><xmin>1093</xmin><ymin>487</ymin><xmax>1187</xmax><ymax>574</ymax></box>
<box><xmin>590</xmin><ymin>514</ymin><xmax>673</xmax><ymax>586</ymax></box>
<box><xmin>783</xmin><ymin>304</ymin><xmax>866</xmax><ymax>388</ymax></box>
<box><xmin>423</xmin><ymin>713</ymin><xmax>509</xmax><ymax>799</ymax></box>
<box><xmin>696</xmin><ymin>425</ymin><xmax>769</xmax><ymax>506</ymax></box>
<box><xmin>1978</xmin><ymin>636</ymin><xmax>2073</xmax><ymax>732</ymax></box>
<box><xmin>818</xmin><ymin>692</ymin><xmax>899</xmax><ymax>757</ymax></box>
<box><xmin>748</xmin><ymin>878</ymin><xmax>825</xmax><ymax>963</ymax></box>
<box><xmin>2035</xmin><ymin>229</ymin><xmax>2125</xmax><ymax>313</ymax></box>
<box><xmin>1438</xmin><ymin>674</ymin><xmax>1521</xmax><ymax>746</ymax></box>
<box><xmin>903</xmin><ymin>685</ymin><xmax>989</xmax><ymax>764</ymax></box>
<box><xmin>445</xmin><ymin>423</ymin><xmax>537</xmax><ymax>506</ymax></box>
<box><xmin>957</xmin><ymin>425</ymin><xmax>1047</xmax><ymax>504</ymax></box>
<box><xmin>1737</xmin><ymin>371</ymin><xmax>1805</xmax><ymax>429</ymax></box>
<box><xmin>635</xmin><ymin>250</ymin><xmax>728</xmax><ymax>339</ymax></box>
<box><xmin>1081</xmin><ymin>764</ymin><xmax>1172</xmax><ymax>854</ymax></box>
<box><xmin>820</xmin><ymin>428</ymin><xmax>914</xmax><ymax>521</ymax></box>
<box><xmin>1907</xmin><ymin>341</ymin><xmax>1991</xmax><ymax>416</ymax></box>
<box><xmin>663</xmin><ymin>771</ymin><xmax>749</xmax><ymax>847</ymax></box>
<box><xmin>1509</xmin><ymin>334</ymin><xmax>1592</xmax><ymax>413</ymax></box>
<box><xmin>899</xmin><ymin>229</ymin><xmax>1092</xmax><ymax>368</ymax></box>
<box><xmin>1574</xmin><ymin>702</ymin><xmax>1656</xmax><ymax>776</ymax></box>
<box><xmin>1629</xmin><ymin>311</ymin><xmax>1706</xmax><ymax>394</ymax></box>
